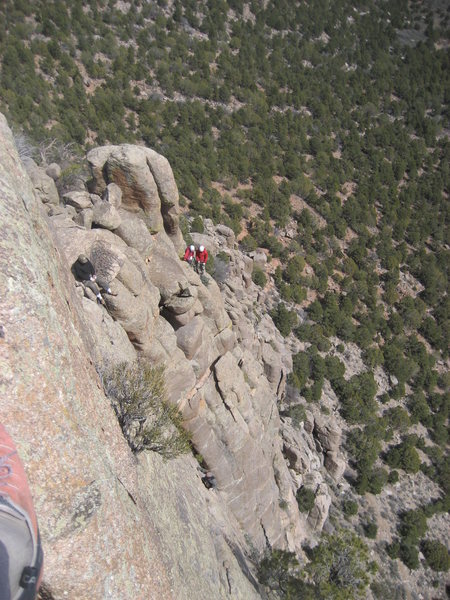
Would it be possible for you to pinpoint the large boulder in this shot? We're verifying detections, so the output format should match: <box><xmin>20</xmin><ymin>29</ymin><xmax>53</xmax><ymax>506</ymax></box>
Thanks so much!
<box><xmin>306</xmin><ymin>484</ymin><xmax>331</xmax><ymax>532</ymax></box>
<box><xmin>81</xmin><ymin>298</ymin><xmax>137</xmax><ymax>365</ymax></box>
<box><xmin>145</xmin><ymin>148</ymin><xmax>184</xmax><ymax>251</ymax></box>
<box><xmin>313</xmin><ymin>413</ymin><xmax>342</xmax><ymax>452</ymax></box>
<box><xmin>86</xmin><ymin>145</ymin><xmax>184</xmax><ymax>250</ymax></box>
<box><xmin>91</xmin><ymin>195</ymin><xmax>122</xmax><ymax>230</ymax></box>
<box><xmin>176</xmin><ymin>316</ymin><xmax>205</xmax><ymax>359</ymax></box>
<box><xmin>87</xmin><ymin>145</ymin><xmax>163</xmax><ymax>230</ymax></box>
<box><xmin>22</xmin><ymin>157</ymin><xmax>60</xmax><ymax>205</ymax></box>
<box><xmin>63</xmin><ymin>190</ymin><xmax>92</xmax><ymax>210</ymax></box>
<box><xmin>45</xmin><ymin>163</ymin><xmax>61</xmax><ymax>181</ymax></box>
<box><xmin>115</xmin><ymin>209</ymin><xmax>154</xmax><ymax>258</ymax></box>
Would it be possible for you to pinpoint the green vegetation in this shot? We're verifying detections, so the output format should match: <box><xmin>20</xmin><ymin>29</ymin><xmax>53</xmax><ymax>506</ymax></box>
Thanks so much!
<box><xmin>101</xmin><ymin>361</ymin><xmax>191</xmax><ymax>458</ymax></box>
<box><xmin>296</xmin><ymin>487</ymin><xmax>315</xmax><ymax>513</ymax></box>
<box><xmin>421</xmin><ymin>540</ymin><xmax>450</xmax><ymax>572</ymax></box>
<box><xmin>252</xmin><ymin>266</ymin><xmax>267</xmax><ymax>288</ymax></box>
<box><xmin>270</xmin><ymin>303</ymin><xmax>297</xmax><ymax>338</ymax></box>
<box><xmin>363</xmin><ymin>521</ymin><xmax>378</xmax><ymax>540</ymax></box>
<box><xmin>342</xmin><ymin>499</ymin><xmax>358</xmax><ymax>517</ymax></box>
<box><xmin>1</xmin><ymin>1</ymin><xmax>448</xmax><ymax>593</ymax></box>
<box><xmin>258</xmin><ymin>529</ymin><xmax>375</xmax><ymax>599</ymax></box>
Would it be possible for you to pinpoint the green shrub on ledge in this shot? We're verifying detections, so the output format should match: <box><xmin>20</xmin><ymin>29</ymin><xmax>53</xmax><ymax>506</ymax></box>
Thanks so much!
<box><xmin>101</xmin><ymin>361</ymin><xmax>191</xmax><ymax>458</ymax></box>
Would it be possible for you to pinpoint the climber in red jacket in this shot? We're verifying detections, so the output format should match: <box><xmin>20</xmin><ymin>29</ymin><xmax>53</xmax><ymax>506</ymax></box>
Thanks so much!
<box><xmin>183</xmin><ymin>245</ymin><xmax>196</xmax><ymax>267</ymax></box>
<box><xmin>195</xmin><ymin>245</ymin><xmax>208</xmax><ymax>275</ymax></box>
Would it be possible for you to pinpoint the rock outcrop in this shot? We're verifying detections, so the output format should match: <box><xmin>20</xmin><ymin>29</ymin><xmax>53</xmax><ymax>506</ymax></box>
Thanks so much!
<box><xmin>0</xmin><ymin>112</ymin><xmax>339</xmax><ymax>598</ymax></box>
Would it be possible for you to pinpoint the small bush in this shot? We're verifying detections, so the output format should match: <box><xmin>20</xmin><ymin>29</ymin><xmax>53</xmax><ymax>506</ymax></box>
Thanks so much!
<box><xmin>343</xmin><ymin>500</ymin><xmax>358</xmax><ymax>517</ymax></box>
<box><xmin>388</xmin><ymin>470</ymin><xmax>399</xmax><ymax>484</ymax></box>
<box><xmin>386</xmin><ymin>540</ymin><xmax>400</xmax><ymax>559</ymax></box>
<box><xmin>363</xmin><ymin>521</ymin><xmax>378</xmax><ymax>539</ymax></box>
<box><xmin>101</xmin><ymin>361</ymin><xmax>191</xmax><ymax>458</ymax></box>
<box><xmin>421</xmin><ymin>540</ymin><xmax>450</xmax><ymax>572</ymax></box>
<box><xmin>296</xmin><ymin>486</ymin><xmax>316</xmax><ymax>512</ymax></box>
<box><xmin>287</xmin><ymin>403</ymin><xmax>307</xmax><ymax>428</ymax></box>
<box><xmin>211</xmin><ymin>252</ymin><xmax>229</xmax><ymax>283</ymax></box>
<box><xmin>252</xmin><ymin>266</ymin><xmax>267</xmax><ymax>287</ymax></box>
<box><xmin>190</xmin><ymin>215</ymin><xmax>204</xmax><ymax>233</ymax></box>
<box><xmin>271</xmin><ymin>302</ymin><xmax>298</xmax><ymax>337</ymax></box>
<box><xmin>399</xmin><ymin>542</ymin><xmax>419</xmax><ymax>570</ymax></box>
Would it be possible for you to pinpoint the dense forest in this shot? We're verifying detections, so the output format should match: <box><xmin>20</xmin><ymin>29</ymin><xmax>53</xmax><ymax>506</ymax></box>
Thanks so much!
<box><xmin>0</xmin><ymin>0</ymin><xmax>448</xmax><ymax>598</ymax></box>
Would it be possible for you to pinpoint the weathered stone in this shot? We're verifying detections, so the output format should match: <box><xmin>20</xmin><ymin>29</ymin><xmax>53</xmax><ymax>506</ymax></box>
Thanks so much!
<box><xmin>306</xmin><ymin>484</ymin><xmax>331</xmax><ymax>532</ymax></box>
<box><xmin>73</xmin><ymin>207</ymin><xmax>94</xmax><ymax>229</ymax></box>
<box><xmin>313</xmin><ymin>413</ymin><xmax>341</xmax><ymax>452</ymax></box>
<box><xmin>108</xmin><ymin>280</ymin><xmax>160</xmax><ymax>352</ymax></box>
<box><xmin>45</xmin><ymin>162</ymin><xmax>61</xmax><ymax>180</ymax></box>
<box><xmin>63</xmin><ymin>190</ymin><xmax>92</xmax><ymax>210</ymax></box>
<box><xmin>81</xmin><ymin>297</ymin><xmax>137</xmax><ymax>365</ymax></box>
<box><xmin>23</xmin><ymin>158</ymin><xmax>59</xmax><ymax>205</ymax></box>
<box><xmin>324</xmin><ymin>450</ymin><xmax>346</xmax><ymax>481</ymax></box>
<box><xmin>115</xmin><ymin>209</ymin><xmax>154</xmax><ymax>258</ymax></box>
<box><xmin>146</xmin><ymin>251</ymin><xmax>197</xmax><ymax>316</ymax></box>
<box><xmin>104</xmin><ymin>182</ymin><xmax>122</xmax><ymax>208</ymax></box>
<box><xmin>215</xmin><ymin>224</ymin><xmax>235</xmax><ymax>248</ymax></box>
<box><xmin>87</xmin><ymin>145</ymin><xmax>163</xmax><ymax>232</ymax></box>
<box><xmin>144</xmin><ymin>147</ymin><xmax>184</xmax><ymax>251</ymax></box>
<box><xmin>92</xmin><ymin>195</ymin><xmax>122</xmax><ymax>230</ymax></box>
<box><xmin>250</xmin><ymin>250</ymin><xmax>267</xmax><ymax>269</ymax></box>
<box><xmin>214</xmin><ymin>327</ymin><xmax>236</xmax><ymax>356</ymax></box>
<box><xmin>261</xmin><ymin>341</ymin><xmax>283</xmax><ymax>387</ymax></box>
<box><xmin>116</xmin><ymin>257</ymin><xmax>144</xmax><ymax>295</ymax></box>
<box><xmin>176</xmin><ymin>316</ymin><xmax>205</xmax><ymax>359</ymax></box>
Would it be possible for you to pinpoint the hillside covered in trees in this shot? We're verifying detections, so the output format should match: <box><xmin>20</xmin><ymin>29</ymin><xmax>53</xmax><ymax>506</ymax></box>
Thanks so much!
<box><xmin>1</xmin><ymin>1</ymin><xmax>448</xmax><ymax>598</ymax></box>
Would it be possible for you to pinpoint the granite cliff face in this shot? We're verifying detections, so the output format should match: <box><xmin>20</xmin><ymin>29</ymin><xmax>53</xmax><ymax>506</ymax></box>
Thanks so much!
<box><xmin>0</xmin><ymin>113</ymin><xmax>340</xmax><ymax>598</ymax></box>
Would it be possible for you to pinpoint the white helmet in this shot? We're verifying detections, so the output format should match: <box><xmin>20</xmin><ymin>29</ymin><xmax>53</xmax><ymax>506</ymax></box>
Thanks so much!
<box><xmin>199</xmin><ymin>245</ymin><xmax>205</xmax><ymax>252</ymax></box>
<box><xmin>190</xmin><ymin>245</ymin><xmax>195</xmax><ymax>251</ymax></box>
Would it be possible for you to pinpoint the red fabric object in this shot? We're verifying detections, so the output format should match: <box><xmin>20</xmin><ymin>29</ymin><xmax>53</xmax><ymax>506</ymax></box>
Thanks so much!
<box><xmin>196</xmin><ymin>248</ymin><xmax>208</xmax><ymax>264</ymax></box>
<box><xmin>0</xmin><ymin>423</ymin><xmax>43</xmax><ymax>596</ymax></box>
<box><xmin>184</xmin><ymin>247</ymin><xmax>195</xmax><ymax>261</ymax></box>
<box><xmin>0</xmin><ymin>424</ymin><xmax>38</xmax><ymax>537</ymax></box>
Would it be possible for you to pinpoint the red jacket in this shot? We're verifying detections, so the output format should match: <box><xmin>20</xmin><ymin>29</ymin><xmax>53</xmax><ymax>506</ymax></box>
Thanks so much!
<box><xmin>184</xmin><ymin>247</ymin><xmax>195</xmax><ymax>261</ymax></box>
<box><xmin>0</xmin><ymin>424</ymin><xmax>44</xmax><ymax>597</ymax></box>
<box><xmin>196</xmin><ymin>248</ymin><xmax>208</xmax><ymax>264</ymax></box>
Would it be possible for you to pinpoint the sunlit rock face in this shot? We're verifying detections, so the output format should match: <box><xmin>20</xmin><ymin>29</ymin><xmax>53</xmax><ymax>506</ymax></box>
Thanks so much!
<box><xmin>1</xmin><ymin>111</ymin><xmax>337</xmax><ymax>597</ymax></box>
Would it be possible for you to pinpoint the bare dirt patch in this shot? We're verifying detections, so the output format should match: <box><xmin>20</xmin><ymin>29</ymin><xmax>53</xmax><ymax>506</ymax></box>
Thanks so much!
<box><xmin>290</xmin><ymin>194</ymin><xmax>327</xmax><ymax>228</ymax></box>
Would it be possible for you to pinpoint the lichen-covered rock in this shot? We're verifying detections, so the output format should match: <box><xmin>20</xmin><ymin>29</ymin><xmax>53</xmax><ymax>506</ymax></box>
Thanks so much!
<box><xmin>176</xmin><ymin>316</ymin><xmax>205</xmax><ymax>359</ymax></box>
<box><xmin>313</xmin><ymin>413</ymin><xmax>342</xmax><ymax>452</ymax></box>
<box><xmin>115</xmin><ymin>209</ymin><xmax>154</xmax><ymax>258</ymax></box>
<box><xmin>86</xmin><ymin>145</ymin><xmax>184</xmax><ymax>250</ymax></box>
<box><xmin>63</xmin><ymin>190</ymin><xmax>92</xmax><ymax>210</ymax></box>
<box><xmin>73</xmin><ymin>207</ymin><xmax>94</xmax><ymax>229</ymax></box>
<box><xmin>104</xmin><ymin>182</ymin><xmax>122</xmax><ymax>208</ymax></box>
<box><xmin>91</xmin><ymin>195</ymin><xmax>122</xmax><ymax>230</ymax></box>
<box><xmin>45</xmin><ymin>162</ymin><xmax>61</xmax><ymax>181</ymax></box>
<box><xmin>22</xmin><ymin>157</ymin><xmax>60</xmax><ymax>205</ymax></box>
<box><xmin>0</xmin><ymin>113</ymin><xmax>173</xmax><ymax>599</ymax></box>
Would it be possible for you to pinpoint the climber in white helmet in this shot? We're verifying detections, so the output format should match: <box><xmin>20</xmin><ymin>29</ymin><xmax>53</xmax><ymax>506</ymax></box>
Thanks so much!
<box><xmin>195</xmin><ymin>245</ymin><xmax>208</xmax><ymax>275</ymax></box>
<box><xmin>183</xmin><ymin>244</ymin><xmax>196</xmax><ymax>268</ymax></box>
